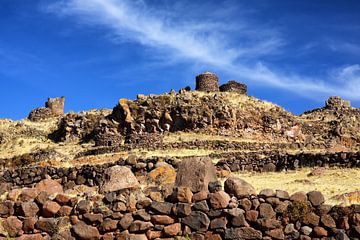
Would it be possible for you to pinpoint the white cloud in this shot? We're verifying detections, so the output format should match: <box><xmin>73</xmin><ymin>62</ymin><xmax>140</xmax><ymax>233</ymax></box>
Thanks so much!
<box><xmin>45</xmin><ymin>0</ymin><xmax>360</xmax><ymax>100</ymax></box>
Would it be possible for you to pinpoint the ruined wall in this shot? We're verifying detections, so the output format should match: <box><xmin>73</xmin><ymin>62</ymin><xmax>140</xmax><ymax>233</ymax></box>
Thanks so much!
<box><xmin>220</xmin><ymin>80</ymin><xmax>247</xmax><ymax>95</ymax></box>
<box><xmin>325</xmin><ymin>96</ymin><xmax>351</xmax><ymax>110</ymax></box>
<box><xmin>195</xmin><ymin>72</ymin><xmax>219</xmax><ymax>92</ymax></box>
<box><xmin>28</xmin><ymin>97</ymin><xmax>65</xmax><ymax>121</ymax></box>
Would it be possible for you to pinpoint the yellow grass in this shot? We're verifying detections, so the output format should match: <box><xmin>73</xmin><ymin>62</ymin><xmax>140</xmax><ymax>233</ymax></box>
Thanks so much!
<box><xmin>228</xmin><ymin>168</ymin><xmax>360</xmax><ymax>205</ymax></box>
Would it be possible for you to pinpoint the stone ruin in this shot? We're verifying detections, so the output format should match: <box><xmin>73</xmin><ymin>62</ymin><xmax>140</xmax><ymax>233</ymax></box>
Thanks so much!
<box><xmin>28</xmin><ymin>97</ymin><xmax>65</xmax><ymax>121</ymax></box>
<box><xmin>195</xmin><ymin>72</ymin><xmax>219</xmax><ymax>92</ymax></box>
<box><xmin>325</xmin><ymin>96</ymin><xmax>351</xmax><ymax>110</ymax></box>
<box><xmin>220</xmin><ymin>80</ymin><xmax>247</xmax><ymax>95</ymax></box>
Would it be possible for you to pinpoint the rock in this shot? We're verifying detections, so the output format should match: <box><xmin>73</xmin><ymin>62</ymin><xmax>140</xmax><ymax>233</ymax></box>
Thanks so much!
<box><xmin>266</xmin><ymin>228</ymin><xmax>285</xmax><ymax>240</ymax></box>
<box><xmin>3</xmin><ymin>216</ymin><xmax>23</xmax><ymax>237</ymax></box>
<box><xmin>284</xmin><ymin>223</ymin><xmax>296</xmax><ymax>234</ymax></box>
<box><xmin>256</xmin><ymin>218</ymin><xmax>281</xmax><ymax>230</ymax></box>
<box><xmin>0</xmin><ymin>200</ymin><xmax>14</xmax><ymax>217</ymax></box>
<box><xmin>35</xmin><ymin>179</ymin><xmax>63</xmax><ymax>196</ymax></box>
<box><xmin>192</xmin><ymin>191</ymin><xmax>209</xmax><ymax>202</ymax></box>
<box><xmin>119</xmin><ymin>213</ymin><xmax>133</xmax><ymax>230</ymax></box>
<box><xmin>335</xmin><ymin>230</ymin><xmax>350</xmax><ymax>240</ymax></box>
<box><xmin>245</xmin><ymin>210</ymin><xmax>259</xmax><ymax>222</ymax></box>
<box><xmin>204</xmin><ymin>231</ymin><xmax>222</xmax><ymax>240</ymax></box>
<box><xmin>148</xmin><ymin>163</ymin><xmax>176</xmax><ymax>186</ymax></box>
<box><xmin>259</xmin><ymin>203</ymin><xmax>275</xmax><ymax>219</ymax></box>
<box><xmin>209</xmin><ymin>191</ymin><xmax>230</xmax><ymax>209</ymax></box>
<box><xmin>181</xmin><ymin>211</ymin><xmax>210</xmax><ymax>232</ymax></box>
<box><xmin>58</xmin><ymin>205</ymin><xmax>72</xmax><ymax>216</ymax></box>
<box><xmin>72</xmin><ymin>221</ymin><xmax>100</xmax><ymax>240</ymax></box>
<box><xmin>307</xmin><ymin>191</ymin><xmax>325</xmax><ymax>206</ymax></box>
<box><xmin>19</xmin><ymin>188</ymin><xmax>39</xmax><ymax>202</ymax></box>
<box><xmin>321</xmin><ymin>214</ymin><xmax>336</xmax><ymax>228</ymax></box>
<box><xmin>113</xmin><ymin>202</ymin><xmax>127</xmax><ymax>212</ymax></box>
<box><xmin>23</xmin><ymin>217</ymin><xmax>37</xmax><ymax>233</ymax></box>
<box><xmin>302</xmin><ymin>212</ymin><xmax>320</xmax><ymax>226</ymax></box>
<box><xmin>146</xmin><ymin>230</ymin><xmax>162</xmax><ymax>239</ymax></box>
<box><xmin>173</xmin><ymin>203</ymin><xmax>192</xmax><ymax>217</ymax></box>
<box><xmin>210</xmin><ymin>217</ymin><xmax>227</xmax><ymax>230</ymax></box>
<box><xmin>151</xmin><ymin>215</ymin><xmax>174</xmax><ymax>225</ymax></box>
<box><xmin>193</xmin><ymin>200</ymin><xmax>209</xmax><ymax>213</ymax></box>
<box><xmin>239</xmin><ymin>198</ymin><xmax>252</xmax><ymax>211</ymax></box>
<box><xmin>42</xmin><ymin>201</ymin><xmax>61</xmax><ymax>217</ymax></box>
<box><xmin>231</xmin><ymin>212</ymin><xmax>248</xmax><ymax>227</ymax></box>
<box><xmin>21</xmin><ymin>201</ymin><xmax>39</xmax><ymax>217</ymax></box>
<box><xmin>175</xmin><ymin>187</ymin><xmax>193</xmax><ymax>203</ymax></box>
<box><xmin>307</xmin><ymin>167</ymin><xmax>325</xmax><ymax>177</ymax></box>
<box><xmin>133</xmin><ymin>209</ymin><xmax>151</xmax><ymax>221</ymax></box>
<box><xmin>150</xmin><ymin>201</ymin><xmax>173</xmax><ymax>215</ymax></box>
<box><xmin>259</xmin><ymin>189</ymin><xmax>276</xmax><ymax>197</ymax></box>
<box><xmin>300</xmin><ymin>226</ymin><xmax>312</xmax><ymax>235</ymax></box>
<box><xmin>35</xmin><ymin>217</ymin><xmax>59</xmax><ymax>235</ymax></box>
<box><xmin>313</xmin><ymin>226</ymin><xmax>328</xmax><ymax>237</ymax></box>
<box><xmin>101</xmin><ymin>166</ymin><xmax>139</xmax><ymax>193</ymax></box>
<box><xmin>16</xmin><ymin>234</ymin><xmax>44</xmax><ymax>240</ymax></box>
<box><xmin>163</xmin><ymin>223</ymin><xmax>181</xmax><ymax>236</ymax></box>
<box><xmin>262</xmin><ymin>163</ymin><xmax>276</xmax><ymax>172</ymax></box>
<box><xmin>290</xmin><ymin>191</ymin><xmax>307</xmax><ymax>202</ymax></box>
<box><xmin>129</xmin><ymin>220</ymin><xmax>154</xmax><ymax>232</ymax></box>
<box><xmin>275</xmin><ymin>190</ymin><xmax>289</xmax><ymax>199</ymax></box>
<box><xmin>76</xmin><ymin>200</ymin><xmax>93</xmax><ymax>214</ymax></box>
<box><xmin>224</xmin><ymin>177</ymin><xmax>256</xmax><ymax>198</ymax></box>
<box><xmin>175</xmin><ymin>157</ymin><xmax>217</xmax><ymax>192</ymax></box>
<box><xmin>225</xmin><ymin>227</ymin><xmax>262</xmax><ymax>240</ymax></box>
<box><xmin>83</xmin><ymin>213</ymin><xmax>104</xmax><ymax>223</ymax></box>
<box><xmin>99</xmin><ymin>218</ymin><xmax>118</xmax><ymax>232</ymax></box>
<box><xmin>55</xmin><ymin>194</ymin><xmax>71</xmax><ymax>205</ymax></box>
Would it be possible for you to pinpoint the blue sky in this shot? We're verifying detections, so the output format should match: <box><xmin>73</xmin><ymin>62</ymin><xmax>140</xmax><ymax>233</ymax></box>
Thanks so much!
<box><xmin>1</xmin><ymin>0</ymin><xmax>360</xmax><ymax>119</ymax></box>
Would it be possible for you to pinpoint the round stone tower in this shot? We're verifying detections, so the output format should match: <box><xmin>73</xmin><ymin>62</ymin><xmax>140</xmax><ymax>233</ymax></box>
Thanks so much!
<box><xmin>220</xmin><ymin>80</ymin><xmax>247</xmax><ymax>95</ymax></box>
<box><xmin>195</xmin><ymin>72</ymin><xmax>219</xmax><ymax>92</ymax></box>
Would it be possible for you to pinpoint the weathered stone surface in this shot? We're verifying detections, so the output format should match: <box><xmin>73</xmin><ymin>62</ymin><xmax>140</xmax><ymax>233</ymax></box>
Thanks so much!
<box><xmin>72</xmin><ymin>221</ymin><xmax>100</xmax><ymax>240</ymax></box>
<box><xmin>307</xmin><ymin>191</ymin><xmax>325</xmax><ymax>206</ymax></box>
<box><xmin>276</xmin><ymin>190</ymin><xmax>289</xmax><ymax>199</ymax></box>
<box><xmin>23</xmin><ymin>217</ymin><xmax>37</xmax><ymax>233</ymax></box>
<box><xmin>35</xmin><ymin>217</ymin><xmax>58</xmax><ymax>235</ymax></box>
<box><xmin>163</xmin><ymin>223</ymin><xmax>181</xmax><ymax>236</ymax></box>
<box><xmin>148</xmin><ymin>163</ymin><xmax>176</xmax><ymax>187</ymax></box>
<box><xmin>175</xmin><ymin>157</ymin><xmax>217</xmax><ymax>192</ymax></box>
<box><xmin>266</xmin><ymin>228</ymin><xmax>285</xmax><ymax>240</ymax></box>
<box><xmin>2</xmin><ymin>216</ymin><xmax>23</xmax><ymax>237</ymax></box>
<box><xmin>302</xmin><ymin>212</ymin><xmax>320</xmax><ymax>226</ymax></box>
<box><xmin>173</xmin><ymin>203</ymin><xmax>192</xmax><ymax>217</ymax></box>
<box><xmin>196</xmin><ymin>72</ymin><xmax>219</xmax><ymax>92</ymax></box>
<box><xmin>99</xmin><ymin>218</ymin><xmax>118</xmax><ymax>232</ymax></box>
<box><xmin>225</xmin><ymin>227</ymin><xmax>262</xmax><ymax>240</ymax></box>
<box><xmin>119</xmin><ymin>213</ymin><xmax>133</xmax><ymax>230</ymax></box>
<box><xmin>224</xmin><ymin>177</ymin><xmax>256</xmax><ymax>198</ymax></box>
<box><xmin>35</xmin><ymin>179</ymin><xmax>63</xmax><ymax>196</ymax></box>
<box><xmin>210</xmin><ymin>217</ymin><xmax>227</xmax><ymax>229</ymax></box>
<box><xmin>100</xmin><ymin>166</ymin><xmax>139</xmax><ymax>193</ymax></box>
<box><xmin>259</xmin><ymin>203</ymin><xmax>275</xmax><ymax>219</ymax></box>
<box><xmin>42</xmin><ymin>201</ymin><xmax>61</xmax><ymax>217</ymax></box>
<box><xmin>0</xmin><ymin>200</ymin><xmax>14</xmax><ymax>217</ymax></box>
<box><xmin>175</xmin><ymin>187</ymin><xmax>193</xmax><ymax>203</ymax></box>
<box><xmin>290</xmin><ymin>191</ymin><xmax>307</xmax><ymax>202</ymax></box>
<box><xmin>209</xmin><ymin>191</ymin><xmax>230</xmax><ymax>209</ymax></box>
<box><xmin>192</xmin><ymin>191</ymin><xmax>209</xmax><ymax>202</ymax></box>
<box><xmin>129</xmin><ymin>220</ymin><xmax>154</xmax><ymax>232</ymax></box>
<box><xmin>181</xmin><ymin>211</ymin><xmax>210</xmax><ymax>232</ymax></box>
<box><xmin>259</xmin><ymin>189</ymin><xmax>275</xmax><ymax>197</ymax></box>
<box><xmin>76</xmin><ymin>200</ymin><xmax>93</xmax><ymax>214</ymax></box>
<box><xmin>321</xmin><ymin>214</ymin><xmax>336</xmax><ymax>228</ymax></box>
<box><xmin>21</xmin><ymin>201</ymin><xmax>39</xmax><ymax>217</ymax></box>
<box><xmin>313</xmin><ymin>226</ymin><xmax>328</xmax><ymax>237</ymax></box>
<box><xmin>231</xmin><ymin>212</ymin><xmax>248</xmax><ymax>227</ymax></box>
<box><xmin>150</xmin><ymin>201</ymin><xmax>173</xmax><ymax>215</ymax></box>
<box><xmin>151</xmin><ymin>215</ymin><xmax>174</xmax><ymax>225</ymax></box>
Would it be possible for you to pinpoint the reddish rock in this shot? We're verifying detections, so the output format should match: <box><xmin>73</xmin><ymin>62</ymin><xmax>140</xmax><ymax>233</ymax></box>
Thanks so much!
<box><xmin>231</xmin><ymin>213</ymin><xmax>248</xmax><ymax>227</ymax></box>
<box><xmin>175</xmin><ymin>187</ymin><xmax>193</xmax><ymax>203</ymax></box>
<box><xmin>102</xmin><ymin>232</ymin><xmax>115</xmax><ymax>240</ymax></box>
<box><xmin>42</xmin><ymin>201</ymin><xmax>61</xmax><ymax>217</ymax></box>
<box><xmin>210</xmin><ymin>217</ymin><xmax>227</xmax><ymax>229</ymax></box>
<box><xmin>290</xmin><ymin>191</ymin><xmax>307</xmax><ymax>202</ymax></box>
<box><xmin>192</xmin><ymin>191</ymin><xmax>209</xmax><ymax>202</ymax></box>
<box><xmin>239</xmin><ymin>198</ymin><xmax>252</xmax><ymax>211</ymax></box>
<box><xmin>259</xmin><ymin>203</ymin><xmax>275</xmax><ymax>219</ymax></box>
<box><xmin>275</xmin><ymin>190</ymin><xmax>289</xmax><ymax>200</ymax></box>
<box><xmin>256</xmin><ymin>218</ymin><xmax>282</xmax><ymax>230</ymax></box>
<box><xmin>246</xmin><ymin>210</ymin><xmax>259</xmax><ymax>222</ymax></box>
<box><xmin>55</xmin><ymin>194</ymin><xmax>71</xmax><ymax>205</ymax></box>
<box><xmin>23</xmin><ymin>217</ymin><xmax>37</xmax><ymax>233</ymax></box>
<box><xmin>35</xmin><ymin>179</ymin><xmax>63</xmax><ymax>196</ymax></box>
<box><xmin>338</xmin><ymin>216</ymin><xmax>350</xmax><ymax>230</ymax></box>
<box><xmin>259</xmin><ymin>189</ymin><xmax>276</xmax><ymax>197</ymax></box>
<box><xmin>58</xmin><ymin>205</ymin><xmax>72</xmax><ymax>216</ymax></box>
<box><xmin>119</xmin><ymin>213</ymin><xmax>133</xmax><ymax>230</ymax></box>
<box><xmin>129</xmin><ymin>220</ymin><xmax>154</xmax><ymax>232</ymax></box>
<box><xmin>182</xmin><ymin>211</ymin><xmax>210</xmax><ymax>232</ymax></box>
<box><xmin>209</xmin><ymin>191</ymin><xmax>230</xmax><ymax>209</ymax></box>
<box><xmin>146</xmin><ymin>230</ymin><xmax>162</xmax><ymax>239</ymax></box>
<box><xmin>351</xmin><ymin>213</ymin><xmax>360</xmax><ymax>225</ymax></box>
<box><xmin>204</xmin><ymin>231</ymin><xmax>222</xmax><ymax>240</ymax></box>
<box><xmin>151</xmin><ymin>215</ymin><xmax>174</xmax><ymax>225</ymax></box>
<box><xmin>133</xmin><ymin>209</ymin><xmax>151</xmax><ymax>221</ymax></box>
<box><xmin>76</xmin><ymin>200</ymin><xmax>93</xmax><ymax>214</ymax></box>
<box><xmin>83</xmin><ymin>213</ymin><xmax>103</xmax><ymax>223</ymax></box>
<box><xmin>35</xmin><ymin>191</ymin><xmax>50</xmax><ymax>206</ymax></box>
<box><xmin>19</xmin><ymin>188</ymin><xmax>39</xmax><ymax>202</ymax></box>
<box><xmin>224</xmin><ymin>177</ymin><xmax>256</xmax><ymax>198</ymax></box>
<box><xmin>100</xmin><ymin>166</ymin><xmax>139</xmax><ymax>193</ymax></box>
<box><xmin>72</xmin><ymin>221</ymin><xmax>100</xmax><ymax>240</ymax></box>
<box><xmin>0</xmin><ymin>200</ymin><xmax>14</xmax><ymax>217</ymax></box>
<box><xmin>321</xmin><ymin>214</ymin><xmax>336</xmax><ymax>228</ymax></box>
<box><xmin>307</xmin><ymin>167</ymin><xmax>325</xmax><ymax>177</ymax></box>
<box><xmin>149</xmin><ymin>201</ymin><xmax>173</xmax><ymax>215</ymax></box>
<box><xmin>163</xmin><ymin>223</ymin><xmax>181</xmax><ymax>236</ymax></box>
<box><xmin>21</xmin><ymin>202</ymin><xmax>39</xmax><ymax>217</ymax></box>
<box><xmin>16</xmin><ymin>234</ymin><xmax>44</xmax><ymax>240</ymax></box>
<box><xmin>307</xmin><ymin>191</ymin><xmax>325</xmax><ymax>206</ymax></box>
<box><xmin>3</xmin><ymin>216</ymin><xmax>23</xmax><ymax>237</ymax></box>
<box><xmin>35</xmin><ymin>217</ymin><xmax>59</xmax><ymax>235</ymax></box>
<box><xmin>100</xmin><ymin>218</ymin><xmax>118</xmax><ymax>232</ymax></box>
<box><xmin>266</xmin><ymin>228</ymin><xmax>285</xmax><ymax>239</ymax></box>
<box><xmin>173</xmin><ymin>203</ymin><xmax>192</xmax><ymax>217</ymax></box>
<box><xmin>225</xmin><ymin>227</ymin><xmax>262</xmax><ymax>239</ymax></box>
<box><xmin>313</xmin><ymin>226</ymin><xmax>328</xmax><ymax>237</ymax></box>
<box><xmin>302</xmin><ymin>212</ymin><xmax>320</xmax><ymax>226</ymax></box>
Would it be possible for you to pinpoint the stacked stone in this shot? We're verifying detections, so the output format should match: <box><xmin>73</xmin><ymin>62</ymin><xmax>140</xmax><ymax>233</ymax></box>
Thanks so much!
<box><xmin>325</xmin><ymin>96</ymin><xmax>351</xmax><ymax>110</ymax></box>
<box><xmin>28</xmin><ymin>97</ymin><xmax>65</xmax><ymax>121</ymax></box>
<box><xmin>195</xmin><ymin>72</ymin><xmax>219</xmax><ymax>92</ymax></box>
<box><xmin>1</xmin><ymin>158</ymin><xmax>360</xmax><ymax>239</ymax></box>
<box><xmin>220</xmin><ymin>80</ymin><xmax>247</xmax><ymax>95</ymax></box>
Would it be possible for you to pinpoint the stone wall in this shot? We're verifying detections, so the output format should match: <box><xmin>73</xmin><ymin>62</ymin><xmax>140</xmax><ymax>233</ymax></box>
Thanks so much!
<box><xmin>220</xmin><ymin>81</ymin><xmax>247</xmax><ymax>95</ymax></box>
<box><xmin>325</xmin><ymin>96</ymin><xmax>351</xmax><ymax>110</ymax></box>
<box><xmin>28</xmin><ymin>97</ymin><xmax>65</xmax><ymax>121</ymax></box>
<box><xmin>195</xmin><ymin>72</ymin><xmax>219</xmax><ymax>92</ymax></box>
<box><xmin>0</xmin><ymin>176</ymin><xmax>359</xmax><ymax>239</ymax></box>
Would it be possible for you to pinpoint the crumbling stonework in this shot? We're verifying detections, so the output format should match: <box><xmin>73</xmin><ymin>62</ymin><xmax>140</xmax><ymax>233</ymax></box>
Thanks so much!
<box><xmin>28</xmin><ymin>97</ymin><xmax>65</xmax><ymax>121</ymax></box>
<box><xmin>195</xmin><ymin>72</ymin><xmax>219</xmax><ymax>92</ymax></box>
<box><xmin>325</xmin><ymin>96</ymin><xmax>351</xmax><ymax>110</ymax></box>
<box><xmin>220</xmin><ymin>80</ymin><xmax>247</xmax><ymax>95</ymax></box>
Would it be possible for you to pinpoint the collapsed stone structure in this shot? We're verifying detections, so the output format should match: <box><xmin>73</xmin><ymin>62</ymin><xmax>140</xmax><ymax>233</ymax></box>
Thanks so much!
<box><xmin>195</xmin><ymin>72</ymin><xmax>219</xmax><ymax>92</ymax></box>
<box><xmin>325</xmin><ymin>96</ymin><xmax>351</xmax><ymax>110</ymax></box>
<box><xmin>28</xmin><ymin>97</ymin><xmax>65</xmax><ymax>121</ymax></box>
<box><xmin>220</xmin><ymin>80</ymin><xmax>247</xmax><ymax>95</ymax></box>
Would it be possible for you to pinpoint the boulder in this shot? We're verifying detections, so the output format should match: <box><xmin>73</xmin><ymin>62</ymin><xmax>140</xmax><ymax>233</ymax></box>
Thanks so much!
<box><xmin>181</xmin><ymin>211</ymin><xmax>210</xmax><ymax>232</ymax></box>
<box><xmin>225</xmin><ymin>227</ymin><xmax>262</xmax><ymax>239</ymax></box>
<box><xmin>35</xmin><ymin>178</ymin><xmax>63</xmax><ymax>196</ymax></box>
<box><xmin>72</xmin><ymin>221</ymin><xmax>100</xmax><ymax>240</ymax></box>
<box><xmin>2</xmin><ymin>216</ymin><xmax>23</xmax><ymax>237</ymax></box>
<box><xmin>100</xmin><ymin>166</ymin><xmax>139</xmax><ymax>193</ymax></box>
<box><xmin>224</xmin><ymin>177</ymin><xmax>256</xmax><ymax>198</ymax></box>
<box><xmin>307</xmin><ymin>191</ymin><xmax>325</xmax><ymax>206</ymax></box>
<box><xmin>175</xmin><ymin>157</ymin><xmax>217</xmax><ymax>193</ymax></box>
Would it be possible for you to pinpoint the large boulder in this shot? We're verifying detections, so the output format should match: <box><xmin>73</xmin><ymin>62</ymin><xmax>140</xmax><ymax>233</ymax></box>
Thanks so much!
<box><xmin>224</xmin><ymin>177</ymin><xmax>256</xmax><ymax>198</ymax></box>
<box><xmin>35</xmin><ymin>178</ymin><xmax>63</xmax><ymax>196</ymax></box>
<box><xmin>100</xmin><ymin>166</ymin><xmax>139</xmax><ymax>193</ymax></box>
<box><xmin>175</xmin><ymin>157</ymin><xmax>217</xmax><ymax>193</ymax></box>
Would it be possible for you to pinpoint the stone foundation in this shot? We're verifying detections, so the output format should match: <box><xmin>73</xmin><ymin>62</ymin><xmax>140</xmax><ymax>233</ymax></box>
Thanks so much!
<box><xmin>220</xmin><ymin>81</ymin><xmax>247</xmax><ymax>95</ymax></box>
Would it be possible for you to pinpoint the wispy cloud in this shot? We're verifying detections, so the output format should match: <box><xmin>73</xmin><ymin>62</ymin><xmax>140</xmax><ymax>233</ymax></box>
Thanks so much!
<box><xmin>45</xmin><ymin>0</ymin><xmax>360</xmax><ymax>100</ymax></box>
<box><xmin>328</xmin><ymin>41</ymin><xmax>360</xmax><ymax>56</ymax></box>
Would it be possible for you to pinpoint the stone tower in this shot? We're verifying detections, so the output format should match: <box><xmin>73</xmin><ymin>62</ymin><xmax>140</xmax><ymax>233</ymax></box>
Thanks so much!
<box><xmin>220</xmin><ymin>80</ymin><xmax>247</xmax><ymax>95</ymax></box>
<box><xmin>325</xmin><ymin>96</ymin><xmax>350</xmax><ymax>110</ymax></box>
<box><xmin>195</xmin><ymin>72</ymin><xmax>219</xmax><ymax>92</ymax></box>
<box><xmin>45</xmin><ymin>97</ymin><xmax>65</xmax><ymax>116</ymax></box>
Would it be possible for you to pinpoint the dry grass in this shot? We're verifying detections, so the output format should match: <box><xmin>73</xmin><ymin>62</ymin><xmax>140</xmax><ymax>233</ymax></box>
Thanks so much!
<box><xmin>227</xmin><ymin>168</ymin><xmax>360</xmax><ymax>205</ymax></box>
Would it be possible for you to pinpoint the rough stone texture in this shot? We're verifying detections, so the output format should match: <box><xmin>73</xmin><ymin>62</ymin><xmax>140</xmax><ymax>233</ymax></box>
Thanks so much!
<box><xmin>100</xmin><ymin>166</ymin><xmax>139</xmax><ymax>193</ymax></box>
<box><xmin>219</xmin><ymin>80</ymin><xmax>247</xmax><ymax>94</ymax></box>
<box><xmin>307</xmin><ymin>191</ymin><xmax>325</xmax><ymax>206</ymax></box>
<box><xmin>2</xmin><ymin>216</ymin><xmax>23</xmax><ymax>237</ymax></box>
<box><xmin>224</xmin><ymin>177</ymin><xmax>256</xmax><ymax>198</ymax></box>
<box><xmin>209</xmin><ymin>191</ymin><xmax>230</xmax><ymax>209</ymax></box>
<box><xmin>195</xmin><ymin>72</ymin><xmax>219</xmax><ymax>92</ymax></box>
<box><xmin>45</xmin><ymin>97</ymin><xmax>65</xmax><ymax>116</ymax></box>
<box><xmin>35</xmin><ymin>179</ymin><xmax>63</xmax><ymax>196</ymax></box>
<box><xmin>325</xmin><ymin>96</ymin><xmax>351</xmax><ymax>110</ymax></box>
<box><xmin>72</xmin><ymin>221</ymin><xmax>100</xmax><ymax>240</ymax></box>
<box><xmin>182</xmin><ymin>211</ymin><xmax>210</xmax><ymax>232</ymax></box>
<box><xmin>225</xmin><ymin>227</ymin><xmax>262</xmax><ymax>240</ymax></box>
<box><xmin>175</xmin><ymin>157</ymin><xmax>217</xmax><ymax>193</ymax></box>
